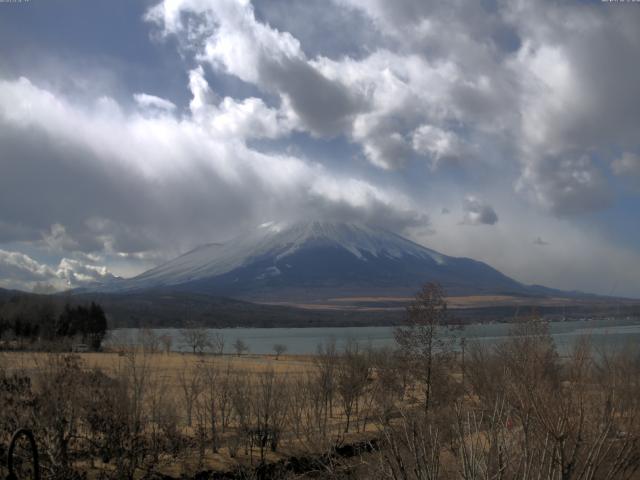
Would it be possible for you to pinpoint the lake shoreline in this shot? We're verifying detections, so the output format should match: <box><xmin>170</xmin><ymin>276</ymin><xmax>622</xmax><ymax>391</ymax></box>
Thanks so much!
<box><xmin>107</xmin><ymin>315</ymin><xmax>640</xmax><ymax>355</ymax></box>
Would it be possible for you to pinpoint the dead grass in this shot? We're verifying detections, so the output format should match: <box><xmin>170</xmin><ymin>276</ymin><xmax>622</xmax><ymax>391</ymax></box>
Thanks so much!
<box><xmin>1</xmin><ymin>351</ymin><xmax>315</xmax><ymax>379</ymax></box>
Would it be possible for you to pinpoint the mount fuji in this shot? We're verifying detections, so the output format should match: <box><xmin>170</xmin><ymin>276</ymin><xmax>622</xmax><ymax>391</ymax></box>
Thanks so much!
<box><xmin>96</xmin><ymin>220</ymin><xmax>553</xmax><ymax>301</ymax></box>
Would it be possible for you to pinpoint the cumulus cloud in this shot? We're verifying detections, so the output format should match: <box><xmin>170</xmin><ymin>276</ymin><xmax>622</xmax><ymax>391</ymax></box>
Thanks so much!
<box><xmin>146</xmin><ymin>0</ymin><xmax>364</xmax><ymax>137</ymax></box>
<box><xmin>460</xmin><ymin>196</ymin><xmax>499</xmax><ymax>226</ymax></box>
<box><xmin>133</xmin><ymin>93</ymin><xmax>177</xmax><ymax>111</ymax></box>
<box><xmin>506</xmin><ymin>2</ymin><xmax>640</xmax><ymax>212</ymax></box>
<box><xmin>42</xmin><ymin>224</ymin><xmax>80</xmax><ymax>252</ymax></box>
<box><xmin>56</xmin><ymin>258</ymin><xmax>118</xmax><ymax>287</ymax></box>
<box><xmin>516</xmin><ymin>154</ymin><xmax>612</xmax><ymax>215</ymax></box>
<box><xmin>0</xmin><ymin>249</ymin><xmax>116</xmax><ymax>291</ymax></box>
<box><xmin>612</xmin><ymin>152</ymin><xmax>640</xmax><ymax>188</ymax></box>
<box><xmin>0</xmin><ymin>250</ymin><xmax>57</xmax><ymax>284</ymax></box>
<box><xmin>187</xmin><ymin>66</ymin><xmax>293</xmax><ymax>139</ymax></box>
<box><xmin>0</xmin><ymin>74</ymin><xmax>427</xmax><ymax>265</ymax></box>
<box><xmin>143</xmin><ymin>0</ymin><xmax>640</xmax><ymax>212</ymax></box>
<box><xmin>412</xmin><ymin>125</ymin><xmax>469</xmax><ymax>169</ymax></box>
<box><xmin>146</xmin><ymin>0</ymin><xmax>508</xmax><ymax>170</ymax></box>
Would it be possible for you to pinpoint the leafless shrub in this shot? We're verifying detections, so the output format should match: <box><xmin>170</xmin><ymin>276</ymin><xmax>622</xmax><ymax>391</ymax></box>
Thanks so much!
<box><xmin>158</xmin><ymin>334</ymin><xmax>173</xmax><ymax>354</ymax></box>
<box><xmin>211</xmin><ymin>332</ymin><xmax>225</xmax><ymax>355</ymax></box>
<box><xmin>250</xmin><ymin>369</ymin><xmax>289</xmax><ymax>462</ymax></box>
<box><xmin>181</xmin><ymin>327</ymin><xmax>212</xmax><ymax>354</ymax></box>
<box><xmin>315</xmin><ymin>339</ymin><xmax>338</xmax><ymax>427</ymax></box>
<box><xmin>273</xmin><ymin>343</ymin><xmax>287</xmax><ymax>360</ymax></box>
<box><xmin>337</xmin><ymin>340</ymin><xmax>370</xmax><ymax>433</ymax></box>
<box><xmin>370</xmin><ymin>347</ymin><xmax>405</xmax><ymax>425</ymax></box>
<box><xmin>138</xmin><ymin>328</ymin><xmax>159</xmax><ymax>354</ymax></box>
<box><xmin>377</xmin><ymin>409</ymin><xmax>442</xmax><ymax>480</ymax></box>
<box><xmin>178</xmin><ymin>359</ymin><xmax>202</xmax><ymax>428</ymax></box>
<box><xmin>233</xmin><ymin>338</ymin><xmax>249</xmax><ymax>356</ymax></box>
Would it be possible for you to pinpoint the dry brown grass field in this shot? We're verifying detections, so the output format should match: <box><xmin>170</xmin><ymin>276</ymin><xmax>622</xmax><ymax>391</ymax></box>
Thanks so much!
<box><xmin>1</xmin><ymin>351</ymin><xmax>315</xmax><ymax>378</ymax></box>
<box><xmin>1</xmin><ymin>349</ymin><xmax>392</xmax><ymax>478</ymax></box>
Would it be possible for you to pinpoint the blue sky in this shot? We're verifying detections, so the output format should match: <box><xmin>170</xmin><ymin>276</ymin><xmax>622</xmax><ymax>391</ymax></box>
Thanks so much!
<box><xmin>1</xmin><ymin>0</ymin><xmax>640</xmax><ymax>297</ymax></box>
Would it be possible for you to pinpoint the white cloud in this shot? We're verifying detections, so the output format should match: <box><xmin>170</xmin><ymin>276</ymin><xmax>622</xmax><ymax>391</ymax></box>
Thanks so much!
<box><xmin>612</xmin><ymin>152</ymin><xmax>640</xmax><ymax>188</ymax></box>
<box><xmin>42</xmin><ymin>223</ymin><xmax>79</xmax><ymax>252</ymax></box>
<box><xmin>516</xmin><ymin>154</ymin><xmax>612</xmax><ymax>215</ymax></box>
<box><xmin>0</xmin><ymin>250</ymin><xmax>57</xmax><ymax>283</ymax></box>
<box><xmin>133</xmin><ymin>93</ymin><xmax>176</xmax><ymax>111</ymax></box>
<box><xmin>0</xmin><ymin>249</ymin><xmax>116</xmax><ymax>291</ymax></box>
<box><xmin>0</xmin><ymin>74</ymin><xmax>427</xmax><ymax>262</ymax></box>
<box><xmin>412</xmin><ymin>125</ymin><xmax>468</xmax><ymax>169</ymax></box>
<box><xmin>187</xmin><ymin>66</ymin><xmax>293</xmax><ymax>139</ymax></box>
<box><xmin>147</xmin><ymin>0</ymin><xmax>363</xmax><ymax>137</ymax></box>
<box><xmin>56</xmin><ymin>258</ymin><xmax>117</xmax><ymax>286</ymax></box>
<box><xmin>144</xmin><ymin>0</ymin><xmax>640</xmax><ymax>214</ymax></box>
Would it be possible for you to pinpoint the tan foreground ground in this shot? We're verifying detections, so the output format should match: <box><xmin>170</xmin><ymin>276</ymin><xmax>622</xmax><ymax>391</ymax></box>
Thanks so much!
<box><xmin>1</xmin><ymin>350</ymin><xmax>316</xmax><ymax>380</ymax></box>
<box><xmin>2</xmin><ymin>351</ymin><xmax>373</xmax><ymax>477</ymax></box>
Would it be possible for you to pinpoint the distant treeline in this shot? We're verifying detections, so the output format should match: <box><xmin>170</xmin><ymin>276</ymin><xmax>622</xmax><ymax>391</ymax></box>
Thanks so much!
<box><xmin>0</xmin><ymin>293</ymin><xmax>107</xmax><ymax>349</ymax></box>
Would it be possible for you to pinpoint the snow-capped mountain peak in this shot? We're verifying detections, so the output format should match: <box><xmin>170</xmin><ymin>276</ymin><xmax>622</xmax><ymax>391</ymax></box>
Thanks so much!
<box><xmin>100</xmin><ymin>220</ymin><xmax>526</xmax><ymax>298</ymax></box>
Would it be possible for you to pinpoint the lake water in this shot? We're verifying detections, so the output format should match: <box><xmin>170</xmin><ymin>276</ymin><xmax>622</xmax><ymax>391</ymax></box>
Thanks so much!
<box><xmin>108</xmin><ymin>317</ymin><xmax>640</xmax><ymax>355</ymax></box>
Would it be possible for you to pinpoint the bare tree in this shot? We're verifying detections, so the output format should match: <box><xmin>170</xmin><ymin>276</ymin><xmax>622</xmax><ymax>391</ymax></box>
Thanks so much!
<box><xmin>180</xmin><ymin>327</ymin><xmax>212</xmax><ymax>354</ymax></box>
<box><xmin>177</xmin><ymin>359</ymin><xmax>203</xmax><ymax>427</ymax></box>
<box><xmin>146</xmin><ymin>366</ymin><xmax>174</xmax><ymax>465</ymax></box>
<box><xmin>336</xmin><ymin>340</ymin><xmax>370</xmax><ymax>433</ymax></box>
<box><xmin>138</xmin><ymin>327</ymin><xmax>159</xmax><ymax>354</ymax></box>
<box><xmin>378</xmin><ymin>408</ymin><xmax>442</xmax><ymax>480</ymax></box>
<box><xmin>198</xmin><ymin>359</ymin><xmax>222</xmax><ymax>452</ymax></box>
<box><xmin>115</xmin><ymin>348</ymin><xmax>154</xmax><ymax>478</ymax></box>
<box><xmin>229</xmin><ymin>370</ymin><xmax>252</xmax><ymax>455</ymax></box>
<box><xmin>370</xmin><ymin>347</ymin><xmax>405</xmax><ymax>424</ymax></box>
<box><xmin>211</xmin><ymin>332</ymin><xmax>225</xmax><ymax>355</ymax></box>
<box><xmin>315</xmin><ymin>338</ymin><xmax>338</xmax><ymax>428</ymax></box>
<box><xmin>273</xmin><ymin>343</ymin><xmax>287</xmax><ymax>360</ymax></box>
<box><xmin>394</xmin><ymin>282</ymin><xmax>453</xmax><ymax>415</ymax></box>
<box><xmin>233</xmin><ymin>338</ymin><xmax>249</xmax><ymax>356</ymax></box>
<box><xmin>217</xmin><ymin>362</ymin><xmax>235</xmax><ymax>433</ymax></box>
<box><xmin>34</xmin><ymin>354</ymin><xmax>84</xmax><ymax>476</ymax></box>
<box><xmin>159</xmin><ymin>334</ymin><xmax>173</xmax><ymax>354</ymax></box>
<box><xmin>250</xmin><ymin>369</ymin><xmax>289</xmax><ymax>462</ymax></box>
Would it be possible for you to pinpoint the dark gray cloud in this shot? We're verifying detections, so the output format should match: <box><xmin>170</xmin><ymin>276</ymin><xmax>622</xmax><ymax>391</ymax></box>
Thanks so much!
<box><xmin>533</xmin><ymin>237</ymin><xmax>549</xmax><ymax>246</ymax></box>
<box><xmin>260</xmin><ymin>57</ymin><xmax>366</xmax><ymax>137</ymax></box>
<box><xmin>460</xmin><ymin>196</ymin><xmax>499</xmax><ymax>226</ymax></box>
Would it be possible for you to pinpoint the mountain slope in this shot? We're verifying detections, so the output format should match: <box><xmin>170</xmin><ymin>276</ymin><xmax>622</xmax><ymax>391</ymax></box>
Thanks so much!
<box><xmin>104</xmin><ymin>221</ymin><xmax>533</xmax><ymax>300</ymax></box>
